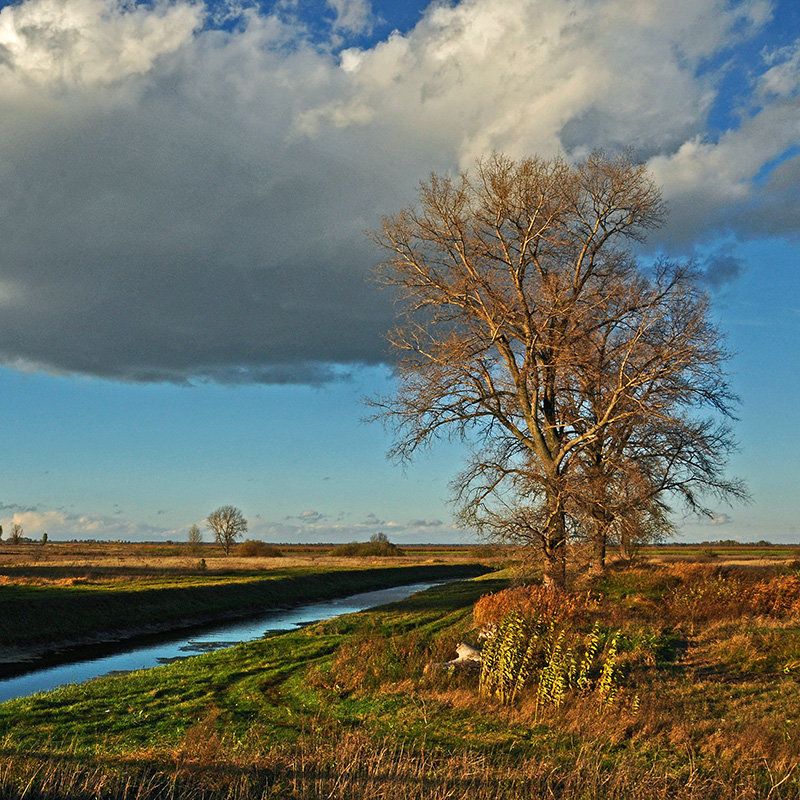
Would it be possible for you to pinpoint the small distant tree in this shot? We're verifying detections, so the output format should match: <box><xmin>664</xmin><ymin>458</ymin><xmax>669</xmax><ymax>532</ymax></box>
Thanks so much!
<box><xmin>187</xmin><ymin>523</ymin><xmax>203</xmax><ymax>554</ymax></box>
<box><xmin>9</xmin><ymin>523</ymin><xmax>23</xmax><ymax>544</ymax></box>
<box><xmin>206</xmin><ymin>506</ymin><xmax>247</xmax><ymax>556</ymax></box>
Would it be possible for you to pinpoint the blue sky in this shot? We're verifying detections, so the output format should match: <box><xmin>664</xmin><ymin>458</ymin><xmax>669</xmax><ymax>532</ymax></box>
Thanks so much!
<box><xmin>0</xmin><ymin>0</ymin><xmax>798</xmax><ymax>544</ymax></box>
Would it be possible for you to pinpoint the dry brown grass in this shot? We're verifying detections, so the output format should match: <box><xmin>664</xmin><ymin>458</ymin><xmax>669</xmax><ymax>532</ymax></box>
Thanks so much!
<box><xmin>472</xmin><ymin>584</ymin><xmax>599</xmax><ymax>627</ymax></box>
<box><xmin>665</xmin><ymin>567</ymin><xmax>800</xmax><ymax>631</ymax></box>
<box><xmin>0</xmin><ymin>541</ymin><xmax>491</xmax><ymax>587</ymax></box>
<box><xmin>2</xmin><ymin>727</ymin><xmax>799</xmax><ymax>800</ymax></box>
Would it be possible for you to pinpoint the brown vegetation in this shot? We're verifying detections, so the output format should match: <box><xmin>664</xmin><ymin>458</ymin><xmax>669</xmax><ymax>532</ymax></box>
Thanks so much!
<box><xmin>473</xmin><ymin>583</ymin><xmax>599</xmax><ymax>627</ymax></box>
<box><xmin>3</xmin><ymin>558</ymin><xmax>800</xmax><ymax>798</ymax></box>
<box><xmin>373</xmin><ymin>152</ymin><xmax>743</xmax><ymax>588</ymax></box>
<box><xmin>3</xmin><ymin>731</ymin><xmax>799</xmax><ymax>800</ymax></box>
<box><xmin>330</xmin><ymin>533</ymin><xmax>402</xmax><ymax>558</ymax></box>
<box><xmin>237</xmin><ymin>540</ymin><xmax>282</xmax><ymax>558</ymax></box>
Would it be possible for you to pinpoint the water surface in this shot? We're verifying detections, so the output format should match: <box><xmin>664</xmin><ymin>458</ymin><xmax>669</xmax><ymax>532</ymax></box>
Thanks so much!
<box><xmin>0</xmin><ymin>581</ymin><xmax>438</xmax><ymax>703</ymax></box>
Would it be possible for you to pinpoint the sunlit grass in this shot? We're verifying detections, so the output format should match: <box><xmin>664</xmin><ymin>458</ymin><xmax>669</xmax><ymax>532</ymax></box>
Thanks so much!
<box><xmin>3</xmin><ymin>563</ymin><xmax>800</xmax><ymax>797</ymax></box>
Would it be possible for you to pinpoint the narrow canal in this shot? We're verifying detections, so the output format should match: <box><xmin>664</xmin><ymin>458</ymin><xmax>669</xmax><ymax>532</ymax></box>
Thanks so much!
<box><xmin>0</xmin><ymin>581</ymin><xmax>439</xmax><ymax>703</ymax></box>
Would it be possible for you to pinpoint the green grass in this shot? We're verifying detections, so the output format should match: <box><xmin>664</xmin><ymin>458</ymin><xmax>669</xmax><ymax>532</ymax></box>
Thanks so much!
<box><xmin>0</xmin><ymin>575</ymin><xmax>507</xmax><ymax>752</ymax></box>
<box><xmin>2</xmin><ymin>565</ymin><xmax>800</xmax><ymax>798</ymax></box>
<box><xmin>0</xmin><ymin>563</ymin><xmax>488</xmax><ymax>653</ymax></box>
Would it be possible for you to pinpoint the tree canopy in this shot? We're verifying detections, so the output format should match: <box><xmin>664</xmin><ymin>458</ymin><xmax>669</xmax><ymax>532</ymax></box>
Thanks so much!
<box><xmin>373</xmin><ymin>152</ymin><xmax>744</xmax><ymax>586</ymax></box>
<box><xmin>206</xmin><ymin>506</ymin><xmax>248</xmax><ymax>556</ymax></box>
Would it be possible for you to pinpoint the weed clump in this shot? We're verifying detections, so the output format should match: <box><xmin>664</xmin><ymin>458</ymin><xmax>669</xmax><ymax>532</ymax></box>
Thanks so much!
<box><xmin>479</xmin><ymin>610</ymin><xmax>621</xmax><ymax>710</ymax></box>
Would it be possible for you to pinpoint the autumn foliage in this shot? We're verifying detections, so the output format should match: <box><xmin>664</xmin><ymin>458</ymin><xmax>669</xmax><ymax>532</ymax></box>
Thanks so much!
<box><xmin>473</xmin><ymin>584</ymin><xmax>599</xmax><ymax>628</ymax></box>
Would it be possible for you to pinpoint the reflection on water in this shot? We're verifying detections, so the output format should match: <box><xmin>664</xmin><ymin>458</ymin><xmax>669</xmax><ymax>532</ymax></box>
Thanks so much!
<box><xmin>0</xmin><ymin>581</ymin><xmax>438</xmax><ymax>704</ymax></box>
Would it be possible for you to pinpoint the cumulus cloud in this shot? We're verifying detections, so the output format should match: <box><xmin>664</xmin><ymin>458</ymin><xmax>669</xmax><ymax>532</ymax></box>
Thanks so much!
<box><xmin>328</xmin><ymin>0</ymin><xmax>373</xmax><ymax>34</ymax></box>
<box><xmin>0</xmin><ymin>0</ymin><xmax>797</xmax><ymax>384</ymax></box>
<box><xmin>0</xmin><ymin>0</ymin><xmax>203</xmax><ymax>90</ymax></box>
<box><xmin>0</xmin><ymin>508</ymin><xmax>168</xmax><ymax>539</ymax></box>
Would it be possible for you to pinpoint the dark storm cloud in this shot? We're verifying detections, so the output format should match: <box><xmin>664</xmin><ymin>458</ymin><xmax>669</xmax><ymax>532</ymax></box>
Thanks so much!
<box><xmin>0</xmin><ymin>0</ymin><xmax>797</xmax><ymax>385</ymax></box>
<box><xmin>700</xmin><ymin>247</ymin><xmax>745</xmax><ymax>290</ymax></box>
<box><xmin>0</xmin><ymin>83</ymin><xmax>399</xmax><ymax>383</ymax></box>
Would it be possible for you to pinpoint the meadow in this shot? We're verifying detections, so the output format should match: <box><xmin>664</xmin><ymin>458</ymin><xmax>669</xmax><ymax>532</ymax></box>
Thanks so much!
<box><xmin>1</xmin><ymin>542</ymin><xmax>800</xmax><ymax>798</ymax></box>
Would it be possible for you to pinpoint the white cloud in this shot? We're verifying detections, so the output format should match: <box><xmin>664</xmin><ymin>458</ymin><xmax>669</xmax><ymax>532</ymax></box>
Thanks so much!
<box><xmin>710</xmin><ymin>513</ymin><xmax>733</xmax><ymax>526</ymax></box>
<box><xmin>305</xmin><ymin>0</ymin><xmax>762</xmax><ymax>166</ymax></box>
<box><xmin>761</xmin><ymin>40</ymin><xmax>800</xmax><ymax>98</ymax></box>
<box><xmin>328</xmin><ymin>0</ymin><xmax>373</xmax><ymax>34</ymax></box>
<box><xmin>0</xmin><ymin>0</ymin><xmax>796</xmax><ymax>383</ymax></box>
<box><xmin>1</xmin><ymin>508</ymin><xmax>168</xmax><ymax>540</ymax></box>
<box><xmin>0</xmin><ymin>0</ymin><xmax>202</xmax><ymax>91</ymax></box>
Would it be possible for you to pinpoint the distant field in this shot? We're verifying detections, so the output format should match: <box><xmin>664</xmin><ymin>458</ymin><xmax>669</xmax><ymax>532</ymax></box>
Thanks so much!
<box><xmin>4</xmin><ymin>538</ymin><xmax>794</xmax><ymax>570</ymax></box>
<box><xmin>0</xmin><ymin>540</ymin><xmax>494</xmax><ymax>582</ymax></box>
<box><xmin>644</xmin><ymin>543</ymin><xmax>800</xmax><ymax>564</ymax></box>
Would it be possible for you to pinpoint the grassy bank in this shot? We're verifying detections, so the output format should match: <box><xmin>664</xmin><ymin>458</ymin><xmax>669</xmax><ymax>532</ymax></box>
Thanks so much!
<box><xmin>0</xmin><ymin>563</ymin><xmax>488</xmax><ymax>661</ymax></box>
<box><xmin>2</xmin><ymin>563</ymin><xmax>800</xmax><ymax>798</ymax></box>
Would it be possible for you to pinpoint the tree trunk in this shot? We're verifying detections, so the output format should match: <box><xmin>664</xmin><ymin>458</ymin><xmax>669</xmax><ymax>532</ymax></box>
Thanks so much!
<box><xmin>542</xmin><ymin>505</ymin><xmax>567</xmax><ymax>589</ymax></box>
<box><xmin>620</xmin><ymin>530</ymin><xmax>633</xmax><ymax>562</ymax></box>
<box><xmin>542</xmin><ymin>553</ymin><xmax>566</xmax><ymax>589</ymax></box>
<box><xmin>589</xmin><ymin>521</ymin><xmax>607</xmax><ymax>575</ymax></box>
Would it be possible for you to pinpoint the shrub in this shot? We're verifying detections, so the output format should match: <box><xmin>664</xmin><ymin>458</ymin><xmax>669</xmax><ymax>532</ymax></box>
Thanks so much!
<box><xmin>473</xmin><ymin>585</ymin><xmax>598</xmax><ymax>628</ymax></box>
<box><xmin>330</xmin><ymin>534</ymin><xmax>401</xmax><ymax>557</ymax></box>
<box><xmin>238</xmin><ymin>540</ymin><xmax>282</xmax><ymax>558</ymax></box>
<box><xmin>470</xmin><ymin>545</ymin><xmax>503</xmax><ymax>559</ymax></box>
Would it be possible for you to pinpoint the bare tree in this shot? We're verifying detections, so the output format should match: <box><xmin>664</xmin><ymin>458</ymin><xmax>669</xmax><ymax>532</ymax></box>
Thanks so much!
<box><xmin>187</xmin><ymin>523</ymin><xmax>203</xmax><ymax>554</ymax></box>
<box><xmin>565</xmin><ymin>270</ymin><xmax>747</xmax><ymax>572</ymax></box>
<box><xmin>373</xmin><ymin>152</ymin><xmax>743</xmax><ymax>587</ymax></box>
<box><xmin>9</xmin><ymin>523</ymin><xmax>23</xmax><ymax>544</ymax></box>
<box><xmin>206</xmin><ymin>506</ymin><xmax>247</xmax><ymax>556</ymax></box>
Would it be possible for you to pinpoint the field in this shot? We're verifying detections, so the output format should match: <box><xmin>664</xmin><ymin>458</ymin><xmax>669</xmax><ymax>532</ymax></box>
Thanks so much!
<box><xmin>1</xmin><ymin>543</ymin><xmax>800</xmax><ymax>798</ymax></box>
<box><xmin>0</xmin><ymin>541</ymin><xmax>490</xmax><ymax>666</ymax></box>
